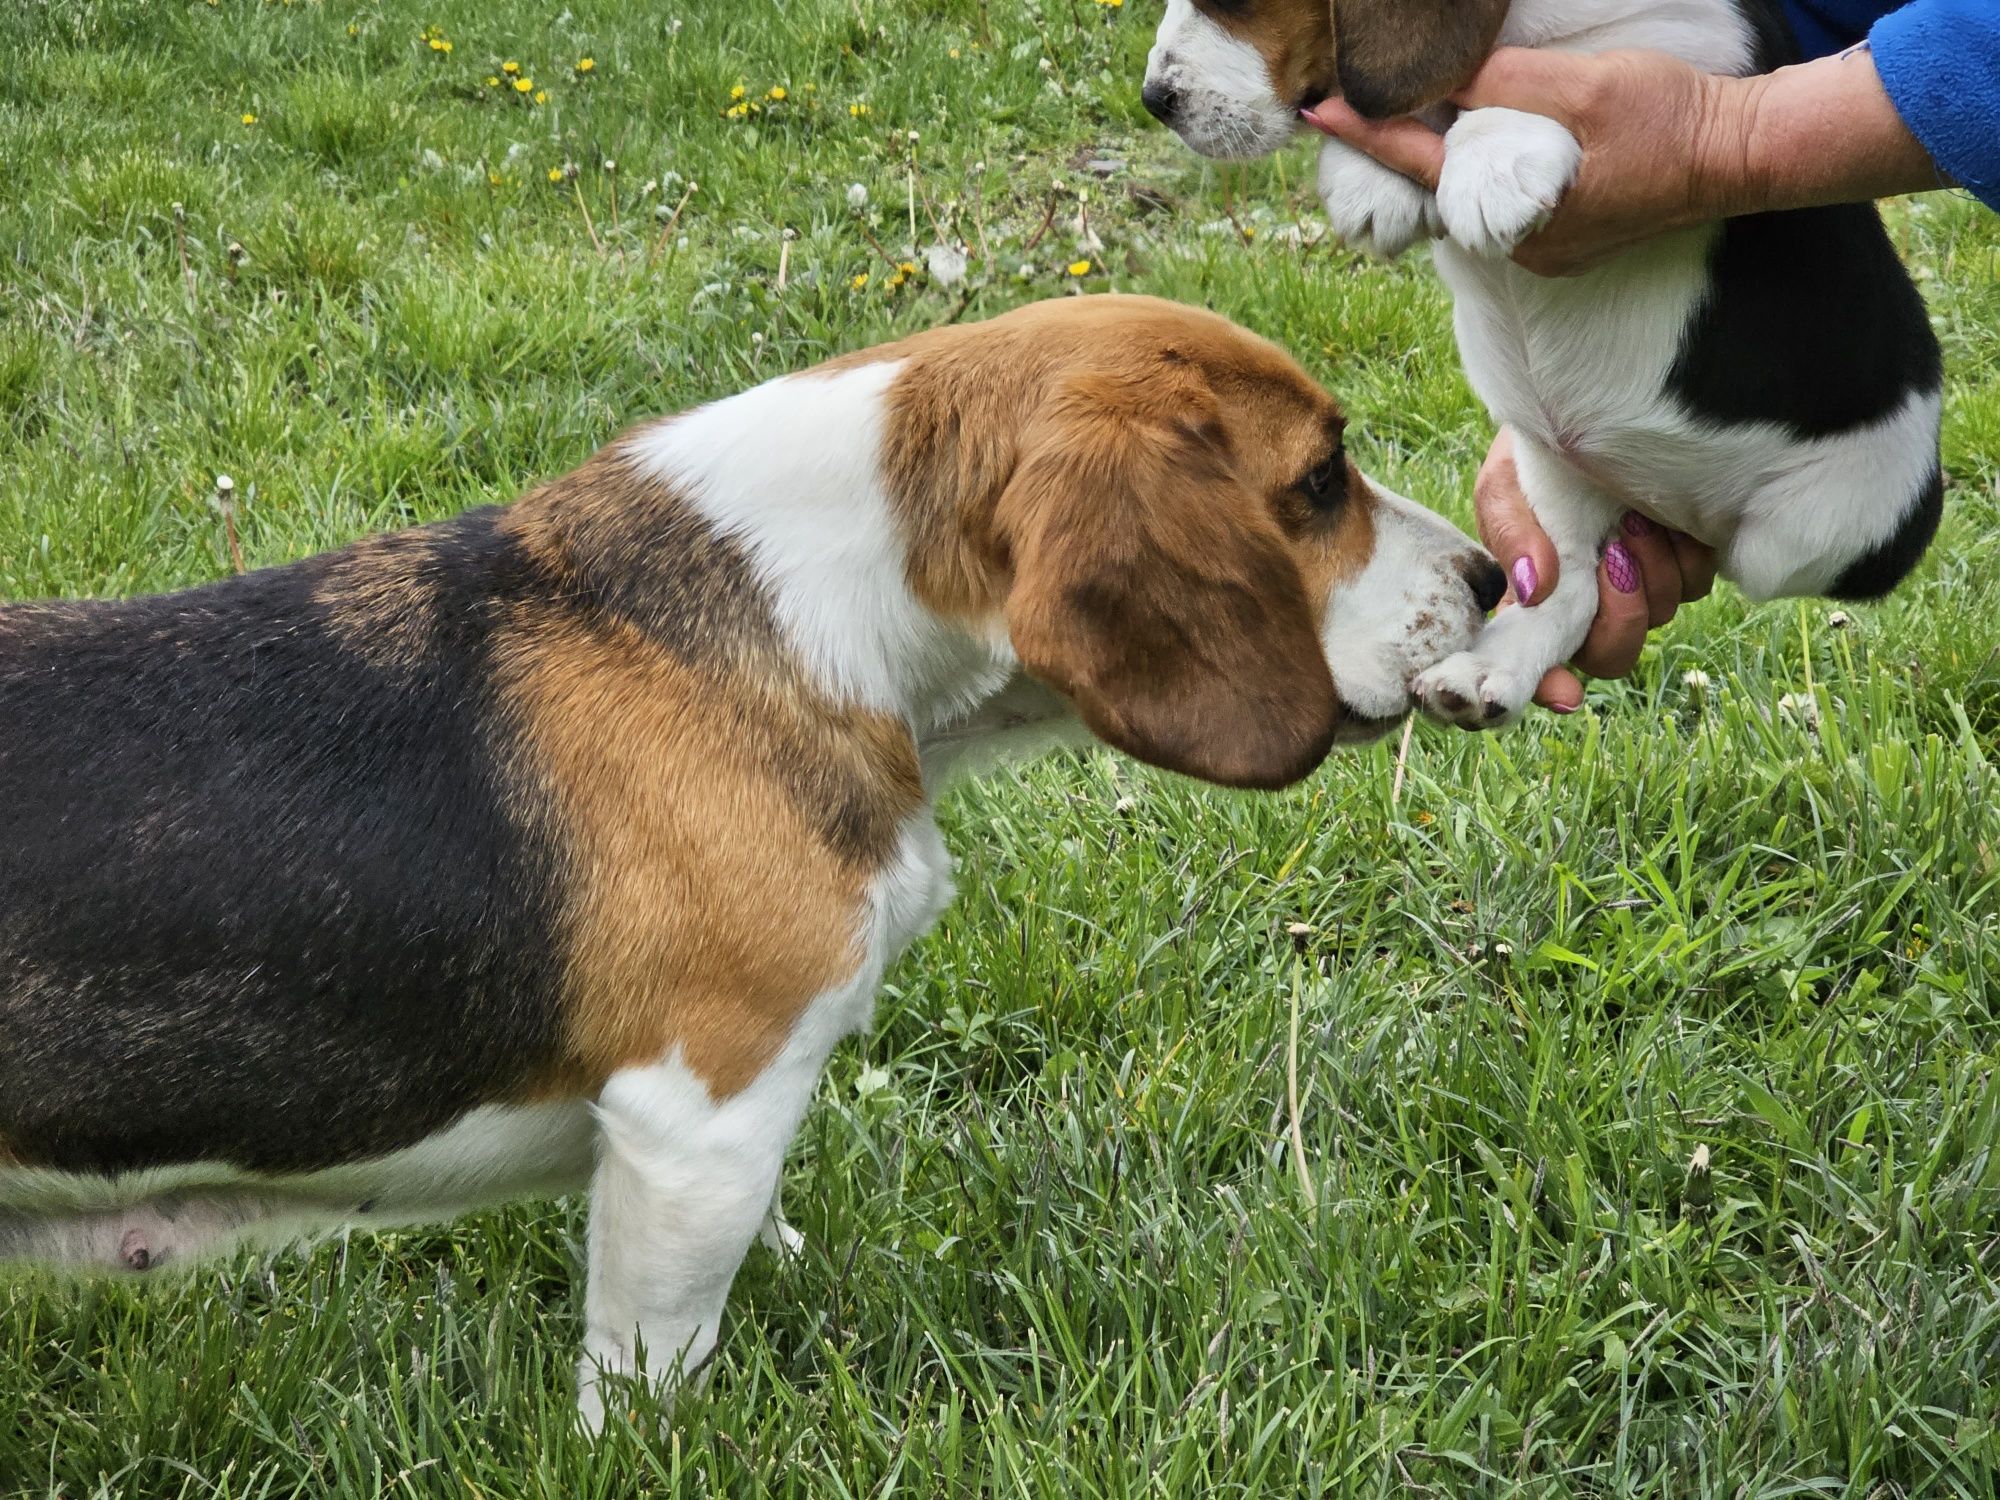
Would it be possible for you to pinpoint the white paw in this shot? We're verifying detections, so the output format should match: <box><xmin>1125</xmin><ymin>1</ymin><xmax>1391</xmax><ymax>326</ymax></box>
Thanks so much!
<box><xmin>1434</xmin><ymin>108</ymin><xmax>1582</xmax><ymax>258</ymax></box>
<box><xmin>1412</xmin><ymin>651</ymin><xmax>1535</xmax><ymax>730</ymax></box>
<box><xmin>758</xmin><ymin>1213</ymin><xmax>806</xmax><ymax>1260</ymax></box>
<box><xmin>1316</xmin><ymin>139</ymin><xmax>1440</xmax><ymax>259</ymax></box>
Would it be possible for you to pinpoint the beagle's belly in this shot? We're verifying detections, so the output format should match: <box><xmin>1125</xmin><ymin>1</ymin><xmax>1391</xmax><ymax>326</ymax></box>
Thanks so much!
<box><xmin>0</xmin><ymin>1099</ymin><xmax>598</xmax><ymax>1272</ymax></box>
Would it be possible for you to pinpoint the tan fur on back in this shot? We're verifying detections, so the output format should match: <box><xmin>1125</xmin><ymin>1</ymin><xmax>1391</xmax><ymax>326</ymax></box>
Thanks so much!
<box><xmin>495</xmin><ymin>462</ymin><xmax>925</xmax><ymax>1100</ymax></box>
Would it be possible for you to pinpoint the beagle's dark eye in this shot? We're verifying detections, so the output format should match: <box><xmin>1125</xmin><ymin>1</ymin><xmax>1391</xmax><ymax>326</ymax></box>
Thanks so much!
<box><xmin>1298</xmin><ymin>452</ymin><xmax>1345</xmax><ymax>511</ymax></box>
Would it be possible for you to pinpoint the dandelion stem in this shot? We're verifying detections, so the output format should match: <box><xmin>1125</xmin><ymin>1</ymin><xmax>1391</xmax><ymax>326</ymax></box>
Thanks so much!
<box><xmin>1286</xmin><ymin>962</ymin><xmax>1318</xmax><ymax>1211</ymax></box>
<box><xmin>572</xmin><ymin>180</ymin><xmax>605</xmax><ymax>256</ymax></box>
<box><xmin>171</xmin><ymin>201</ymin><xmax>196</xmax><ymax>307</ymax></box>
<box><xmin>647</xmin><ymin>183</ymin><xmax>697</xmax><ymax>267</ymax></box>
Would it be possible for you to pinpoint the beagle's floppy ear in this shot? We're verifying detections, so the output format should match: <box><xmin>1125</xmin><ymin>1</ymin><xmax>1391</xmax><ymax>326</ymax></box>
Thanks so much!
<box><xmin>996</xmin><ymin>376</ymin><xmax>1341</xmax><ymax>791</ymax></box>
<box><xmin>1331</xmin><ymin>0</ymin><xmax>1510</xmax><ymax>119</ymax></box>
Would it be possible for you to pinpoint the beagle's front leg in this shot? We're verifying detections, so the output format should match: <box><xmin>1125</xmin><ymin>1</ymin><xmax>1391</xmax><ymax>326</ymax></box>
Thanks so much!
<box><xmin>1315</xmin><ymin>136</ymin><xmax>1443</xmax><ymax>259</ymax></box>
<box><xmin>1412</xmin><ymin>434</ymin><xmax>1621</xmax><ymax>728</ymax></box>
<box><xmin>1434</xmin><ymin>108</ymin><xmax>1582</xmax><ymax>258</ymax></box>
<box><xmin>576</xmin><ymin>1020</ymin><xmax>847</xmax><ymax>1430</ymax></box>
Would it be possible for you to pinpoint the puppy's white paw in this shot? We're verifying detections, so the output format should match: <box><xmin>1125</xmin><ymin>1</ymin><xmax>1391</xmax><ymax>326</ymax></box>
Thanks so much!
<box><xmin>1317</xmin><ymin>138</ymin><xmax>1440</xmax><ymax>259</ymax></box>
<box><xmin>1435</xmin><ymin>108</ymin><xmax>1581</xmax><ymax>258</ymax></box>
<box><xmin>758</xmin><ymin>1212</ymin><xmax>806</xmax><ymax>1260</ymax></box>
<box><xmin>1412</xmin><ymin>651</ymin><xmax>1535</xmax><ymax>730</ymax></box>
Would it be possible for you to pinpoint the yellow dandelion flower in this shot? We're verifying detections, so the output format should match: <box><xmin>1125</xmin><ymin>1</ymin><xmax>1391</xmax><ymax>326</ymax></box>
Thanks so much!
<box><xmin>767</xmin><ymin>85</ymin><xmax>786</xmax><ymax>101</ymax></box>
<box><xmin>851</xmin><ymin>273</ymin><xmax>869</xmax><ymax>290</ymax></box>
<box><xmin>576</xmin><ymin>57</ymin><xmax>595</xmax><ymax>73</ymax></box>
<box><xmin>428</xmin><ymin>37</ymin><xmax>444</xmax><ymax>51</ymax></box>
<box><xmin>347</xmin><ymin>23</ymin><xmax>359</xmax><ymax>35</ymax></box>
<box><xmin>949</xmin><ymin>47</ymin><xmax>961</xmax><ymax>58</ymax></box>
<box><xmin>848</xmin><ymin>101</ymin><xmax>870</xmax><ymax>117</ymax></box>
<box><xmin>897</xmin><ymin>260</ymin><xmax>918</xmax><ymax>275</ymax></box>
<box><xmin>533</xmin><ymin>89</ymin><xmax>547</xmax><ymax>104</ymax></box>
<box><xmin>730</xmin><ymin>84</ymin><xmax>747</xmax><ymax>100</ymax></box>
<box><xmin>513</xmin><ymin>76</ymin><xmax>533</xmax><ymax>92</ymax></box>
<box><xmin>241</xmin><ymin>112</ymin><xmax>258</xmax><ymax>125</ymax></box>
<box><xmin>502</xmin><ymin>60</ymin><xmax>521</xmax><ymax>75</ymax></box>
<box><xmin>486</xmin><ymin>75</ymin><xmax>500</xmax><ymax>87</ymax></box>
<box><xmin>548</xmin><ymin>167</ymin><xmax>564</xmax><ymax>182</ymax></box>
<box><xmin>1067</xmin><ymin>259</ymin><xmax>1091</xmax><ymax>276</ymax></box>
<box><xmin>489</xmin><ymin>171</ymin><xmax>505</xmax><ymax>186</ymax></box>
<box><xmin>440</xmin><ymin>39</ymin><xmax>452</xmax><ymax>53</ymax></box>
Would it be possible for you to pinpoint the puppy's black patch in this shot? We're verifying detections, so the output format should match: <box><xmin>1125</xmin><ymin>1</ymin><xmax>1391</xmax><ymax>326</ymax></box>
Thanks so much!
<box><xmin>1666</xmin><ymin>203</ymin><xmax>1942</xmax><ymax>442</ymax></box>
<box><xmin>0</xmin><ymin>509</ymin><xmax>569</xmax><ymax>1176</ymax></box>
<box><xmin>1829</xmin><ymin>461</ymin><xmax>1944</xmax><ymax>601</ymax></box>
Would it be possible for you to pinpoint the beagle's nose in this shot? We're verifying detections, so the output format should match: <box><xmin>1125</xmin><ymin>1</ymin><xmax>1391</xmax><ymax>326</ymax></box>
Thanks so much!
<box><xmin>1141</xmin><ymin>80</ymin><xmax>1183</xmax><ymax>124</ymax></box>
<box><xmin>1463</xmin><ymin>557</ymin><xmax>1508</xmax><ymax>614</ymax></box>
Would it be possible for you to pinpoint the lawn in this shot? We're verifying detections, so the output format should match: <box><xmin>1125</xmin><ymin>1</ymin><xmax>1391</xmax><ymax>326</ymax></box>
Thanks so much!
<box><xmin>2</xmin><ymin>1</ymin><xmax>1998</xmax><ymax>1495</ymax></box>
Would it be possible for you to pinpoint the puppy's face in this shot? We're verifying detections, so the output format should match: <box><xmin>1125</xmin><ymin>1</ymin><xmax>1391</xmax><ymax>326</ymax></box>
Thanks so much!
<box><xmin>1142</xmin><ymin>0</ymin><xmax>1511</xmax><ymax>156</ymax></box>
<box><xmin>987</xmin><ymin>299</ymin><xmax>1500</xmax><ymax>789</ymax></box>
<box><xmin>1141</xmin><ymin>0</ymin><xmax>1334</xmax><ymax>159</ymax></box>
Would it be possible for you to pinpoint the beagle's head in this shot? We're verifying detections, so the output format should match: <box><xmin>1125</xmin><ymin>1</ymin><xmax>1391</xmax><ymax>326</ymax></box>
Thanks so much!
<box><xmin>1142</xmin><ymin>0</ymin><xmax>1511</xmax><ymax>156</ymax></box>
<box><xmin>896</xmin><ymin>298</ymin><xmax>1502</xmax><ymax>789</ymax></box>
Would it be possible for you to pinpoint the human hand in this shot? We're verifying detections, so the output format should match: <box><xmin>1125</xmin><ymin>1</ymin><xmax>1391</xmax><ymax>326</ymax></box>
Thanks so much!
<box><xmin>1304</xmin><ymin>44</ymin><xmax>1942</xmax><ymax>276</ymax></box>
<box><xmin>1475</xmin><ymin>428</ymin><xmax>1716</xmax><ymax>711</ymax></box>
<box><xmin>1304</xmin><ymin>48</ymin><xmax>1727</xmax><ymax>275</ymax></box>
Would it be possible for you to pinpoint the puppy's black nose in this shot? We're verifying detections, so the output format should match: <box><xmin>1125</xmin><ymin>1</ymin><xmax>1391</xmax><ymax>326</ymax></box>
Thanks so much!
<box><xmin>1464</xmin><ymin>558</ymin><xmax>1508</xmax><ymax>614</ymax></box>
<box><xmin>1141</xmin><ymin>81</ymin><xmax>1182</xmax><ymax>124</ymax></box>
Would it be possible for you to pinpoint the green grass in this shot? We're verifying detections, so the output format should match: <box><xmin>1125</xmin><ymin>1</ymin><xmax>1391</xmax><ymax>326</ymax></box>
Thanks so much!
<box><xmin>3</xmin><ymin>1</ymin><xmax>1999</xmax><ymax>1495</ymax></box>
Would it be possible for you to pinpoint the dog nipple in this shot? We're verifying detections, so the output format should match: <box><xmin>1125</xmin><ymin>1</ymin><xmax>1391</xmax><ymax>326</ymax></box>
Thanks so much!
<box><xmin>119</xmin><ymin>1227</ymin><xmax>154</xmax><ymax>1272</ymax></box>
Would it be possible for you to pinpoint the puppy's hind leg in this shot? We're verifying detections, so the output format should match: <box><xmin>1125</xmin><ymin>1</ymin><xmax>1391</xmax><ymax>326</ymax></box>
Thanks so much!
<box><xmin>1413</xmin><ymin>435</ymin><xmax>1622</xmax><ymax>728</ymax></box>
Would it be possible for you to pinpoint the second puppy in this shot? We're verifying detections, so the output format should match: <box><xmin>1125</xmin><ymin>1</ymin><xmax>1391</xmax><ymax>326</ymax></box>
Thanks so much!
<box><xmin>1144</xmin><ymin>0</ymin><xmax>1943</xmax><ymax>725</ymax></box>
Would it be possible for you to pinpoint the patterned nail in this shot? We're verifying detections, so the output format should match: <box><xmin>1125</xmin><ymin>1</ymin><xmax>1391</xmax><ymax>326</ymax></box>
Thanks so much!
<box><xmin>1605</xmin><ymin>541</ymin><xmax>1641</xmax><ymax>594</ymax></box>
<box><xmin>1621</xmin><ymin>511</ymin><xmax>1657</xmax><ymax>538</ymax></box>
<box><xmin>1511</xmin><ymin>556</ymin><xmax>1538</xmax><ymax>603</ymax></box>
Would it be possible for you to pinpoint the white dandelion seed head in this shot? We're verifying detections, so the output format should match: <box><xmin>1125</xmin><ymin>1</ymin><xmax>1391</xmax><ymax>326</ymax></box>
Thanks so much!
<box><xmin>1681</xmin><ymin>669</ymin><xmax>1711</xmax><ymax>691</ymax></box>
<box><xmin>925</xmin><ymin>243</ymin><xmax>967</xmax><ymax>287</ymax></box>
<box><xmin>846</xmin><ymin>182</ymin><xmax>869</xmax><ymax>209</ymax></box>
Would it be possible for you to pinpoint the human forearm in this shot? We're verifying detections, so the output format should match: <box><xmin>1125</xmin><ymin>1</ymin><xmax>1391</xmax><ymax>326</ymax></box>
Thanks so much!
<box><xmin>1697</xmin><ymin>47</ymin><xmax>1946</xmax><ymax>221</ymax></box>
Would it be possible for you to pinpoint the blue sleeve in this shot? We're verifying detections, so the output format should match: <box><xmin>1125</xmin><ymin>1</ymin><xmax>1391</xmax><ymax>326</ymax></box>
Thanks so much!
<box><xmin>1870</xmin><ymin>0</ymin><xmax>2000</xmax><ymax>210</ymax></box>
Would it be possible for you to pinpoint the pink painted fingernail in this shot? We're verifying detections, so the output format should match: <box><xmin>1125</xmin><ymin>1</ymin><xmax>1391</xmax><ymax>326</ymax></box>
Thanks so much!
<box><xmin>1621</xmin><ymin>511</ymin><xmax>1657</xmax><ymax>538</ymax></box>
<box><xmin>1548</xmin><ymin>701</ymin><xmax>1578</xmax><ymax>715</ymax></box>
<box><xmin>1511</xmin><ymin>556</ymin><xmax>1538</xmax><ymax>603</ymax></box>
<box><xmin>1299</xmin><ymin>107</ymin><xmax>1332</xmax><ymax>134</ymax></box>
<box><xmin>1605</xmin><ymin>541</ymin><xmax>1641</xmax><ymax>594</ymax></box>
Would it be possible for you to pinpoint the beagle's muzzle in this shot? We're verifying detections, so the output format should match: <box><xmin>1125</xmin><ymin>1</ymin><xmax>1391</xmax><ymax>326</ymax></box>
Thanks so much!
<box><xmin>0</xmin><ymin>295</ymin><xmax>1495</xmax><ymax>1423</ymax></box>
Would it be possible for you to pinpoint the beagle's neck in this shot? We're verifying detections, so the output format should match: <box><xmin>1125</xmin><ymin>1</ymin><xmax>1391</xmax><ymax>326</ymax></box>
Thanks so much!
<box><xmin>618</xmin><ymin>358</ymin><xmax>1026</xmax><ymax>752</ymax></box>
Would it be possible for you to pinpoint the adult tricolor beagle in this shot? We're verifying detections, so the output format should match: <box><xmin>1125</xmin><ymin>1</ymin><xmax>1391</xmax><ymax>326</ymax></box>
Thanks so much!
<box><xmin>0</xmin><ymin>295</ymin><xmax>1500</xmax><ymax>1423</ymax></box>
<box><xmin>1145</xmin><ymin>0</ymin><xmax>1944</xmax><ymax>724</ymax></box>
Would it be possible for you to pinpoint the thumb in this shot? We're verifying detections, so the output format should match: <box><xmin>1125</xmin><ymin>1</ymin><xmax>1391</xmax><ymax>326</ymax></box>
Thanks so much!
<box><xmin>1472</xmin><ymin>430</ymin><xmax>1559</xmax><ymax>607</ymax></box>
<box><xmin>1450</xmin><ymin>47</ymin><xmax>1579</xmax><ymax>115</ymax></box>
<box><xmin>1301</xmin><ymin>100</ymin><xmax>1447</xmax><ymax>190</ymax></box>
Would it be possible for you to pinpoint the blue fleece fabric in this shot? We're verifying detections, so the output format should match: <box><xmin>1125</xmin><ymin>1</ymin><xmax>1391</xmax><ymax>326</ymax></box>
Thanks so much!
<box><xmin>1783</xmin><ymin>0</ymin><xmax>2000</xmax><ymax>210</ymax></box>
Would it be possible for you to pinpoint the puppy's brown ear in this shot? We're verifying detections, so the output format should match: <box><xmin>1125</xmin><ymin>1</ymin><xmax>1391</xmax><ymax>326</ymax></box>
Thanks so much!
<box><xmin>1331</xmin><ymin>0</ymin><xmax>1510</xmax><ymax>119</ymax></box>
<box><xmin>997</xmin><ymin>378</ymin><xmax>1341</xmax><ymax>791</ymax></box>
